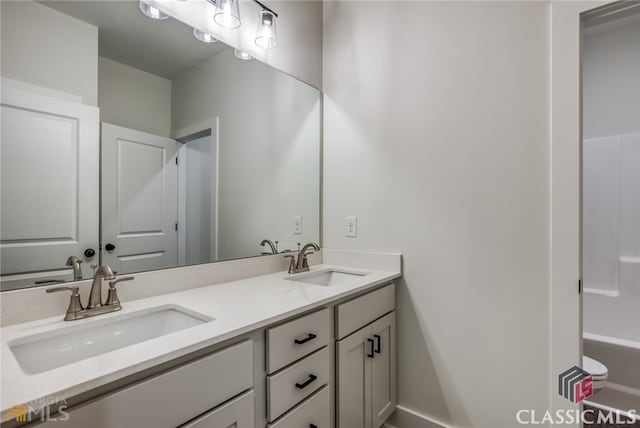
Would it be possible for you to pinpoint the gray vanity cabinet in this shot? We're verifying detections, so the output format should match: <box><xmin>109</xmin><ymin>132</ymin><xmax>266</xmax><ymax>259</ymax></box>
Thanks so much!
<box><xmin>36</xmin><ymin>340</ymin><xmax>255</xmax><ymax>428</ymax></box>
<box><xmin>265</xmin><ymin>308</ymin><xmax>331</xmax><ymax>425</ymax></box>
<box><xmin>180</xmin><ymin>390</ymin><xmax>255</xmax><ymax>428</ymax></box>
<box><xmin>30</xmin><ymin>283</ymin><xmax>397</xmax><ymax>428</ymax></box>
<box><xmin>336</xmin><ymin>285</ymin><xmax>396</xmax><ymax>428</ymax></box>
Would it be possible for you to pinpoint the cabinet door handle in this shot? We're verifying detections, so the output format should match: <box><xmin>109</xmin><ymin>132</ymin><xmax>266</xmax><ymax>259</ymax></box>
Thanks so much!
<box><xmin>294</xmin><ymin>333</ymin><xmax>317</xmax><ymax>345</ymax></box>
<box><xmin>367</xmin><ymin>338</ymin><xmax>375</xmax><ymax>358</ymax></box>
<box><xmin>374</xmin><ymin>334</ymin><xmax>381</xmax><ymax>354</ymax></box>
<box><xmin>310</xmin><ymin>425</ymin><xmax>318</xmax><ymax>428</ymax></box>
<box><xmin>295</xmin><ymin>374</ymin><xmax>318</xmax><ymax>390</ymax></box>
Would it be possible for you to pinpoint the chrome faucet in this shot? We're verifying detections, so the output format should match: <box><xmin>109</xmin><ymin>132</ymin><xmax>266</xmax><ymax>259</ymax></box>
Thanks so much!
<box><xmin>260</xmin><ymin>239</ymin><xmax>278</xmax><ymax>255</ymax></box>
<box><xmin>284</xmin><ymin>242</ymin><xmax>320</xmax><ymax>274</ymax></box>
<box><xmin>65</xmin><ymin>256</ymin><xmax>83</xmax><ymax>281</ymax></box>
<box><xmin>47</xmin><ymin>264</ymin><xmax>134</xmax><ymax>321</ymax></box>
<box><xmin>87</xmin><ymin>265</ymin><xmax>115</xmax><ymax>309</ymax></box>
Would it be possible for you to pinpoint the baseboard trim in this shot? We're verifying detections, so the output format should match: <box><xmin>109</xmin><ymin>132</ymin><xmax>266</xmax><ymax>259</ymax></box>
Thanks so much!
<box><xmin>385</xmin><ymin>405</ymin><xmax>450</xmax><ymax>428</ymax></box>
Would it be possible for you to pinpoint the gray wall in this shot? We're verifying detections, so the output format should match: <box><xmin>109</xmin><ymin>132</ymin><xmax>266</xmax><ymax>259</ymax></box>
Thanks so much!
<box><xmin>98</xmin><ymin>57</ymin><xmax>172</xmax><ymax>137</ymax></box>
<box><xmin>172</xmin><ymin>49</ymin><xmax>321</xmax><ymax>260</ymax></box>
<box><xmin>0</xmin><ymin>1</ymin><xmax>98</xmax><ymax>105</ymax></box>
<box><xmin>184</xmin><ymin>135</ymin><xmax>213</xmax><ymax>265</ymax></box>
<box><xmin>323</xmin><ymin>2</ymin><xmax>550</xmax><ymax>427</ymax></box>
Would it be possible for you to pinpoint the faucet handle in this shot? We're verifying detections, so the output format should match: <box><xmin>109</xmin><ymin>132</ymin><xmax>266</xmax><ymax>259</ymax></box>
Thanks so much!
<box><xmin>46</xmin><ymin>285</ymin><xmax>80</xmax><ymax>294</ymax></box>
<box><xmin>108</xmin><ymin>276</ymin><xmax>134</xmax><ymax>286</ymax></box>
<box><xmin>106</xmin><ymin>276</ymin><xmax>134</xmax><ymax>307</ymax></box>
<box><xmin>283</xmin><ymin>254</ymin><xmax>296</xmax><ymax>274</ymax></box>
<box><xmin>46</xmin><ymin>286</ymin><xmax>84</xmax><ymax>321</ymax></box>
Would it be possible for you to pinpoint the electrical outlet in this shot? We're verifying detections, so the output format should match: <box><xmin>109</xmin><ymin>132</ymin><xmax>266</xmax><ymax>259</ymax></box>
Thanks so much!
<box><xmin>293</xmin><ymin>216</ymin><xmax>302</xmax><ymax>234</ymax></box>
<box><xmin>345</xmin><ymin>216</ymin><xmax>357</xmax><ymax>237</ymax></box>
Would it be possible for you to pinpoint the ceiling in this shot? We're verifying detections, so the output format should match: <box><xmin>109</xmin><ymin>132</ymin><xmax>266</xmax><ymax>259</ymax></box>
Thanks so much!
<box><xmin>40</xmin><ymin>0</ymin><xmax>228</xmax><ymax>80</ymax></box>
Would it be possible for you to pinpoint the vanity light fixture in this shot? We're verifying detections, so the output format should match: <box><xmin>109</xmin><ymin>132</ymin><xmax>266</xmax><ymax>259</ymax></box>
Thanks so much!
<box><xmin>254</xmin><ymin>6</ymin><xmax>278</xmax><ymax>49</ymax></box>
<box><xmin>214</xmin><ymin>0</ymin><xmax>241</xmax><ymax>29</ymax></box>
<box><xmin>193</xmin><ymin>28</ymin><xmax>217</xmax><ymax>43</ymax></box>
<box><xmin>138</xmin><ymin>1</ymin><xmax>169</xmax><ymax>20</ymax></box>
<box><xmin>234</xmin><ymin>49</ymin><xmax>253</xmax><ymax>61</ymax></box>
<box><xmin>204</xmin><ymin>0</ymin><xmax>280</xmax><ymax>49</ymax></box>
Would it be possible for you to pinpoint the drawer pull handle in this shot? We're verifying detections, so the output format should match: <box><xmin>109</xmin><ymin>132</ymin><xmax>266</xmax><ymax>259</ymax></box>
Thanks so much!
<box><xmin>374</xmin><ymin>334</ymin><xmax>381</xmax><ymax>354</ymax></box>
<box><xmin>295</xmin><ymin>374</ymin><xmax>318</xmax><ymax>389</ymax></box>
<box><xmin>367</xmin><ymin>338</ymin><xmax>375</xmax><ymax>358</ymax></box>
<box><xmin>310</xmin><ymin>425</ymin><xmax>318</xmax><ymax>428</ymax></box>
<box><xmin>294</xmin><ymin>333</ymin><xmax>317</xmax><ymax>345</ymax></box>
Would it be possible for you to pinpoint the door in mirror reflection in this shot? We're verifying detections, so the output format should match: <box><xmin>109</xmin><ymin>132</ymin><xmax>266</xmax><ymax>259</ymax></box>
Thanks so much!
<box><xmin>0</xmin><ymin>87</ymin><xmax>100</xmax><ymax>290</ymax></box>
<box><xmin>101</xmin><ymin>124</ymin><xmax>179</xmax><ymax>275</ymax></box>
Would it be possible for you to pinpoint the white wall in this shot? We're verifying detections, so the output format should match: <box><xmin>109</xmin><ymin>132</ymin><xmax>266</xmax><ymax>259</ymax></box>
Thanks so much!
<box><xmin>0</xmin><ymin>1</ymin><xmax>98</xmax><ymax>105</ymax></box>
<box><xmin>323</xmin><ymin>2</ymin><xmax>550</xmax><ymax>427</ymax></box>
<box><xmin>98</xmin><ymin>57</ymin><xmax>172</xmax><ymax>138</ymax></box>
<box><xmin>172</xmin><ymin>49</ymin><xmax>321</xmax><ymax>261</ymax></box>
<box><xmin>582</xmin><ymin>12</ymin><xmax>640</xmax><ymax>343</ymax></box>
<box><xmin>146</xmin><ymin>0</ymin><xmax>322</xmax><ymax>89</ymax></box>
<box><xmin>583</xmin><ymin>13</ymin><xmax>640</xmax><ymax>139</ymax></box>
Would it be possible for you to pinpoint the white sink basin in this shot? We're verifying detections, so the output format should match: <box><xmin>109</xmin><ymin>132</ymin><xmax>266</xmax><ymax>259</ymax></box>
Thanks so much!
<box><xmin>287</xmin><ymin>269</ymin><xmax>368</xmax><ymax>286</ymax></box>
<box><xmin>9</xmin><ymin>305</ymin><xmax>212</xmax><ymax>375</ymax></box>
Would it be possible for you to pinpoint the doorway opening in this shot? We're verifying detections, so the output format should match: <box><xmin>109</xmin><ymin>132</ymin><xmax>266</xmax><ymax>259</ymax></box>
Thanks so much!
<box><xmin>176</xmin><ymin>129</ymin><xmax>219</xmax><ymax>266</ymax></box>
<box><xmin>580</xmin><ymin>2</ymin><xmax>640</xmax><ymax>422</ymax></box>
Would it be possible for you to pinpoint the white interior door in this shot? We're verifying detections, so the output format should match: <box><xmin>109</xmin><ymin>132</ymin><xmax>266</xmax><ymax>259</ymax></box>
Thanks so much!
<box><xmin>0</xmin><ymin>86</ymin><xmax>99</xmax><ymax>288</ymax></box>
<box><xmin>101</xmin><ymin>123</ymin><xmax>178</xmax><ymax>274</ymax></box>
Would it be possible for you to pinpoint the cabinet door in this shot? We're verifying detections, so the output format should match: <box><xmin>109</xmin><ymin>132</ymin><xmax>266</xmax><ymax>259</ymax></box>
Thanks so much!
<box><xmin>180</xmin><ymin>390</ymin><xmax>254</xmax><ymax>428</ymax></box>
<box><xmin>370</xmin><ymin>312</ymin><xmax>396</xmax><ymax>428</ymax></box>
<box><xmin>337</xmin><ymin>324</ymin><xmax>372</xmax><ymax>428</ymax></box>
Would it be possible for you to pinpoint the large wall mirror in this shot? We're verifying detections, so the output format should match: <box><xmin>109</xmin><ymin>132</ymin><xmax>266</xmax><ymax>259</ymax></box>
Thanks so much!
<box><xmin>0</xmin><ymin>1</ymin><xmax>321</xmax><ymax>291</ymax></box>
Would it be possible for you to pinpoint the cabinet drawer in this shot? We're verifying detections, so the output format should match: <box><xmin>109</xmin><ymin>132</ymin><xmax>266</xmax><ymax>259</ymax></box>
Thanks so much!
<box><xmin>268</xmin><ymin>385</ymin><xmax>330</xmax><ymax>428</ymax></box>
<box><xmin>180</xmin><ymin>390</ymin><xmax>255</xmax><ymax>428</ymax></box>
<box><xmin>267</xmin><ymin>347</ymin><xmax>329</xmax><ymax>422</ymax></box>
<box><xmin>266</xmin><ymin>308</ymin><xmax>330</xmax><ymax>373</ymax></box>
<box><xmin>41</xmin><ymin>340</ymin><xmax>254</xmax><ymax>428</ymax></box>
<box><xmin>336</xmin><ymin>283</ymin><xmax>395</xmax><ymax>339</ymax></box>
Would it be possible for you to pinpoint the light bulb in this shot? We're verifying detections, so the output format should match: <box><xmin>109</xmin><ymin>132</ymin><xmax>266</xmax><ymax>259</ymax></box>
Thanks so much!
<box><xmin>214</xmin><ymin>0</ymin><xmax>241</xmax><ymax>29</ymax></box>
<box><xmin>255</xmin><ymin>10</ymin><xmax>277</xmax><ymax>49</ymax></box>
<box><xmin>139</xmin><ymin>1</ymin><xmax>169</xmax><ymax>19</ymax></box>
<box><xmin>193</xmin><ymin>28</ymin><xmax>217</xmax><ymax>43</ymax></box>
<box><xmin>234</xmin><ymin>49</ymin><xmax>253</xmax><ymax>61</ymax></box>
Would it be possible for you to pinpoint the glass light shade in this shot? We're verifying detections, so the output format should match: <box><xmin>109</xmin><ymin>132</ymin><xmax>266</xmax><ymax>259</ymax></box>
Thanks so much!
<box><xmin>214</xmin><ymin>0</ymin><xmax>241</xmax><ymax>29</ymax></box>
<box><xmin>255</xmin><ymin>10</ymin><xmax>277</xmax><ymax>49</ymax></box>
<box><xmin>193</xmin><ymin>28</ymin><xmax>217</xmax><ymax>43</ymax></box>
<box><xmin>234</xmin><ymin>49</ymin><xmax>253</xmax><ymax>61</ymax></box>
<box><xmin>139</xmin><ymin>1</ymin><xmax>169</xmax><ymax>19</ymax></box>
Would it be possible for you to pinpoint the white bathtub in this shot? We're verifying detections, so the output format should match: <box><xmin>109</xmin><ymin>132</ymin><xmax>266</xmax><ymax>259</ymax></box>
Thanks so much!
<box><xmin>584</xmin><ymin>333</ymin><xmax>640</xmax><ymax>421</ymax></box>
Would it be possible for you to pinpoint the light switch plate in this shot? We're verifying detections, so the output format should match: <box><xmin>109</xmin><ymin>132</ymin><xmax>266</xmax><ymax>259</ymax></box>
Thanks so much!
<box><xmin>293</xmin><ymin>216</ymin><xmax>302</xmax><ymax>234</ymax></box>
<box><xmin>345</xmin><ymin>216</ymin><xmax>357</xmax><ymax>237</ymax></box>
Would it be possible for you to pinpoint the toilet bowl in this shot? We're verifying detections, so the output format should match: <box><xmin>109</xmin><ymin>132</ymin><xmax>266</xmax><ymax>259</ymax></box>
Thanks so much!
<box><xmin>584</xmin><ymin>356</ymin><xmax>608</xmax><ymax>391</ymax></box>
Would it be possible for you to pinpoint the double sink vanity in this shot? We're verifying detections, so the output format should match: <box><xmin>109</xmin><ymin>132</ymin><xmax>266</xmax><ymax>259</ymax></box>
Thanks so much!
<box><xmin>1</xmin><ymin>249</ymin><xmax>401</xmax><ymax>428</ymax></box>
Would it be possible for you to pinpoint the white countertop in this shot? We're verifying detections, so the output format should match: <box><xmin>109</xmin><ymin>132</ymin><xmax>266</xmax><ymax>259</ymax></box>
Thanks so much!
<box><xmin>0</xmin><ymin>263</ymin><xmax>400</xmax><ymax>416</ymax></box>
